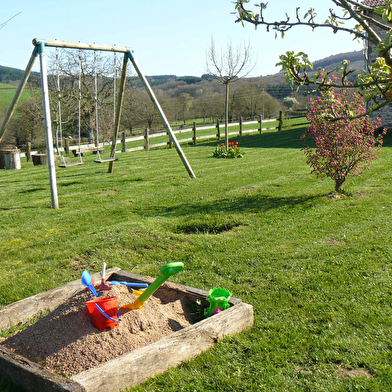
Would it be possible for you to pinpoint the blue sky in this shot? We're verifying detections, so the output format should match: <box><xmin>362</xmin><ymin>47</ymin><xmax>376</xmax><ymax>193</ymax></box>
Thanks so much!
<box><xmin>0</xmin><ymin>0</ymin><xmax>362</xmax><ymax>77</ymax></box>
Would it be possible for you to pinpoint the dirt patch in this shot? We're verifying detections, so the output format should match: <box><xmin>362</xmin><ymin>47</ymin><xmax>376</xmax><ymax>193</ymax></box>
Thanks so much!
<box><xmin>337</xmin><ymin>367</ymin><xmax>372</xmax><ymax>379</ymax></box>
<box><xmin>325</xmin><ymin>193</ymin><xmax>342</xmax><ymax>200</ymax></box>
<box><xmin>238</xmin><ymin>186</ymin><xmax>256</xmax><ymax>191</ymax></box>
<box><xmin>326</xmin><ymin>238</ymin><xmax>345</xmax><ymax>245</ymax></box>
<box><xmin>357</xmin><ymin>192</ymin><xmax>372</xmax><ymax>197</ymax></box>
<box><xmin>101</xmin><ymin>190</ymin><xmax>118</xmax><ymax>195</ymax></box>
<box><xmin>0</xmin><ymin>285</ymin><xmax>193</xmax><ymax>378</ymax></box>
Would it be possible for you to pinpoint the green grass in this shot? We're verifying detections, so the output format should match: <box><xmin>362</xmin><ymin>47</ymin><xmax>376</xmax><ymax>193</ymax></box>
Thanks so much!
<box><xmin>1</xmin><ymin>127</ymin><xmax>392</xmax><ymax>391</ymax></box>
<box><xmin>0</xmin><ymin>83</ymin><xmax>33</xmax><ymax>115</ymax></box>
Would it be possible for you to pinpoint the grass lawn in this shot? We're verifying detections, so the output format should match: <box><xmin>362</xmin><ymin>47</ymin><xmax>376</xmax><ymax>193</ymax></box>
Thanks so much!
<box><xmin>0</xmin><ymin>126</ymin><xmax>392</xmax><ymax>391</ymax></box>
<box><xmin>0</xmin><ymin>83</ymin><xmax>32</xmax><ymax>115</ymax></box>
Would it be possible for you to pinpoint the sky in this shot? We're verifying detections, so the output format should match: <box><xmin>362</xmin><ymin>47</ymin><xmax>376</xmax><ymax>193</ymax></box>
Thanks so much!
<box><xmin>0</xmin><ymin>0</ymin><xmax>363</xmax><ymax>78</ymax></box>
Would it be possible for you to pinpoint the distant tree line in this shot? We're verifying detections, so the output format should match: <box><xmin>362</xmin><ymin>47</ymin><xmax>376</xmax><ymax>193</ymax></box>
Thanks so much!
<box><xmin>0</xmin><ymin>65</ymin><xmax>40</xmax><ymax>84</ymax></box>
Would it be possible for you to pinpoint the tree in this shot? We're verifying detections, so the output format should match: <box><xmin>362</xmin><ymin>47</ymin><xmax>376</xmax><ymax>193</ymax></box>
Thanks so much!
<box><xmin>193</xmin><ymin>91</ymin><xmax>224</xmax><ymax>123</ymax></box>
<box><xmin>231</xmin><ymin>83</ymin><xmax>284</xmax><ymax>119</ymax></box>
<box><xmin>48</xmin><ymin>49</ymin><xmax>117</xmax><ymax>145</ymax></box>
<box><xmin>7</xmin><ymin>90</ymin><xmax>45</xmax><ymax>149</ymax></box>
<box><xmin>206</xmin><ymin>37</ymin><xmax>254</xmax><ymax>149</ymax></box>
<box><xmin>234</xmin><ymin>0</ymin><xmax>392</xmax><ymax>117</ymax></box>
<box><xmin>176</xmin><ymin>93</ymin><xmax>193</xmax><ymax>125</ymax></box>
<box><xmin>303</xmin><ymin>87</ymin><xmax>384</xmax><ymax>192</ymax></box>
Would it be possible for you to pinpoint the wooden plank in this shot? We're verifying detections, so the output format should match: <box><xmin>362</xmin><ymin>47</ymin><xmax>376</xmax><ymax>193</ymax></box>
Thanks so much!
<box><xmin>0</xmin><ymin>268</ymin><xmax>120</xmax><ymax>331</ymax></box>
<box><xmin>0</xmin><ymin>346</ymin><xmax>84</xmax><ymax>392</ymax></box>
<box><xmin>72</xmin><ymin>302</ymin><xmax>254</xmax><ymax>392</ymax></box>
<box><xmin>94</xmin><ymin>158</ymin><xmax>118</xmax><ymax>163</ymax></box>
<box><xmin>32</xmin><ymin>39</ymin><xmax>129</xmax><ymax>54</ymax></box>
<box><xmin>58</xmin><ymin>162</ymin><xmax>84</xmax><ymax>168</ymax></box>
<box><xmin>0</xmin><ymin>51</ymin><xmax>38</xmax><ymax>142</ymax></box>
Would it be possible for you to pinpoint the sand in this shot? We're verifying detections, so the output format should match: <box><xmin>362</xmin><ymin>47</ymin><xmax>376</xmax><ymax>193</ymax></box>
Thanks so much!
<box><xmin>0</xmin><ymin>285</ymin><xmax>194</xmax><ymax>377</ymax></box>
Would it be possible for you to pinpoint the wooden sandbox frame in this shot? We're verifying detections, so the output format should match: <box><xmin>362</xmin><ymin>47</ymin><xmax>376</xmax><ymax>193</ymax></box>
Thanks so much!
<box><xmin>0</xmin><ymin>268</ymin><xmax>254</xmax><ymax>392</ymax></box>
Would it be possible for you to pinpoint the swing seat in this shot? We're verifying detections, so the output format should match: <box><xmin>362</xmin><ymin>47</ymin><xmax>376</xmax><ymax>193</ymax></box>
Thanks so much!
<box><xmin>94</xmin><ymin>158</ymin><xmax>118</xmax><ymax>163</ymax></box>
<box><xmin>59</xmin><ymin>161</ymin><xmax>85</xmax><ymax>168</ymax></box>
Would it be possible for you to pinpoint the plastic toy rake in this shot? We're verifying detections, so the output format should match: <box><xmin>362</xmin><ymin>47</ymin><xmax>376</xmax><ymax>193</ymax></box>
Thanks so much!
<box><xmin>121</xmin><ymin>262</ymin><xmax>184</xmax><ymax>310</ymax></box>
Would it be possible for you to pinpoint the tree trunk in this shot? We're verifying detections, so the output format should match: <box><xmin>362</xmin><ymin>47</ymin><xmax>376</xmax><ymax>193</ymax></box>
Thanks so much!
<box><xmin>225</xmin><ymin>83</ymin><xmax>229</xmax><ymax>150</ymax></box>
<box><xmin>335</xmin><ymin>178</ymin><xmax>345</xmax><ymax>192</ymax></box>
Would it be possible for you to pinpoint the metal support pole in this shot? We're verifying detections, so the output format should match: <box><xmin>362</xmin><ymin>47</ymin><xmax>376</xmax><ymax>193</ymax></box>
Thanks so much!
<box><xmin>127</xmin><ymin>51</ymin><xmax>196</xmax><ymax>179</ymax></box>
<box><xmin>38</xmin><ymin>42</ymin><xmax>59</xmax><ymax>209</ymax></box>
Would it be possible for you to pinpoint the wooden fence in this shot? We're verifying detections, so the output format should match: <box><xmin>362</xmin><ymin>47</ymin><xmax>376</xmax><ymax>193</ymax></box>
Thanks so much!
<box><xmin>22</xmin><ymin>111</ymin><xmax>310</xmax><ymax>158</ymax></box>
<box><xmin>117</xmin><ymin>111</ymin><xmax>309</xmax><ymax>154</ymax></box>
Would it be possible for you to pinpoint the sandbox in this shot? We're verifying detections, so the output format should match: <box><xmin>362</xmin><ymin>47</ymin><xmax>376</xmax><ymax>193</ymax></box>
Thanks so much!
<box><xmin>0</xmin><ymin>268</ymin><xmax>254</xmax><ymax>392</ymax></box>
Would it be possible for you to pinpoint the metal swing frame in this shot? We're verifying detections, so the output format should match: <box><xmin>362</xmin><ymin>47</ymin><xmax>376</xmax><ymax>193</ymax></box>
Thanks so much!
<box><xmin>0</xmin><ymin>38</ymin><xmax>195</xmax><ymax>209</ymax></box>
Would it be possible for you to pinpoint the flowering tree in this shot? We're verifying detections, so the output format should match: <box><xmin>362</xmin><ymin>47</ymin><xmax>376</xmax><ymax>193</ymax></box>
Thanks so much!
<box><xmin>302</xmin><ymin>87</ymin><xmax>384</xmax><ymax>192</ymax></box>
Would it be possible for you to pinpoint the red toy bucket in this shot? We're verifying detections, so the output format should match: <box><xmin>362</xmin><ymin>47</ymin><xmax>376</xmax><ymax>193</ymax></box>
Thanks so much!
<box><xmin>86</xmin><ymin>296</ymin><xmax>119</xmax><ymax>331</ymax></box>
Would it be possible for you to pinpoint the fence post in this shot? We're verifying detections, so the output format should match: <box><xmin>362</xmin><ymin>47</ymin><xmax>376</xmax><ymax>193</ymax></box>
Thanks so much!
<box><xmin>259</xmin><ymin>115</ymin><xmax>263</xmax><ymax>134</ymax></box>
<box><xmin>216</xmin><ymin>119</ymin><xmax>220</xmax><ymax>140</ymax></box>
<box><xmin>144</xmin><ymin>127</ymin><xmax>149</xmax><ymax>151</ymax></box>
<box><xmin>192</xmin><ymin>122</ymin><xmax>197</xmax><ymax>145</ymax></box>
<box><xmin>26</xmin><ymin>142</ymin><xmax>31</xmax><ymax>162</ymax></box>
<box><xmin>65</xmin><ymin>138</ymin><xmax>70</xmax><ymax>154</ymax></box>
<box><xmin>278</xmin><ymin>111</ymin><xmax>283</xmax><ymax>132</ymax></box>
<box><xmin>167</xmin><ymin>130</ymin><xmax>173</xmax><ymax>149</ymax></box>
<box><xmin>239</xmin><ymin>116</ymin><xmax>243</xmax><ymax>137</ymax></box>
<box><xmin>121</xmin><ymin>131</ymin><xmax>126</xmax><ymax>152</ymax></box>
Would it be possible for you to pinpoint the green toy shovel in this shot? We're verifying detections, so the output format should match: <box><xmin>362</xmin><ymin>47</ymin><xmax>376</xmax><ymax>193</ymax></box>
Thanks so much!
<box><xmin>122</xmin><ymin>262</ymin><xmax>184</xmax><ymax>310</ymax></box>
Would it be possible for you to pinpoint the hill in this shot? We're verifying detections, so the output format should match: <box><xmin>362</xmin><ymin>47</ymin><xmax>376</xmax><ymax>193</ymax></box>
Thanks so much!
<box><xmin>0</xmin><ymin>65</ymin><xmax>40</xmax><ymax>84</ymax></box>
<box><xmin>0</xmin><ymin>65</ymin><xmax>27</xmax><ymax>83</ymax></box>
<box><xmin>256</xmin><ymin>50</ymin><xmax>363</xmax><ymax>86</ymax></box>
<box><xmin>140</xmin><ymin>50</ymin><xmax>364</xmax><ymax>99</ymax></box>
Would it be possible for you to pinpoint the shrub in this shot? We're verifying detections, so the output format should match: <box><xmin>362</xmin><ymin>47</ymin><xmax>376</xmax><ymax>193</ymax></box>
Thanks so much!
<box><xmin>302</xmin><ymin>88</ymin><xmax>385</xmax><ymax>193</ymax></box>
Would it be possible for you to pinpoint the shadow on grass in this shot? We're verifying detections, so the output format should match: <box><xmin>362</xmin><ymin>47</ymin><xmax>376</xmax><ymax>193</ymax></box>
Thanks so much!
<box><xmin>17</xmin><ymin>187</ymin><xmax>47</xmax><ymax>194</ymax></box>
<box><xmin>198</xmin><ymin>127</ymin><xmax>306</xmax><ymax>150</ymax></box>
<box><xmin>140</xmin><ymin>192</ymin><xmax>321</xmax><ymax>219</ymax></box>
<box><xmin>199</xmin><ymin>126</ymin><xmax>392</xmax><ymax>150</ymax></box>
<box><xmin>60</xmin><ymin>182</ymin><xmax>83</xmax><ymax>187</ymax></box>
<box><xmin>381</xmin><ymin>131</ymin><xmax>392</xmax><ymax>147</ymax></box>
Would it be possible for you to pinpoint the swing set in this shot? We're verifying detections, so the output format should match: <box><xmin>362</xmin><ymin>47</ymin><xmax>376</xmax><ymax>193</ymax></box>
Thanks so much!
<box><xmin>55</xmin><ymin>48</ymin><xmax>84</xmax><ymax>168</ymax></box>
<box><xmin>92</xmin><ymin>50</ymin><xmax>118</xmax><ymax>164</ymax></box>
<box><xmin>0</xmin><ymin>38</ymin><xmax>196</xmax><ymax>209</ymax></box>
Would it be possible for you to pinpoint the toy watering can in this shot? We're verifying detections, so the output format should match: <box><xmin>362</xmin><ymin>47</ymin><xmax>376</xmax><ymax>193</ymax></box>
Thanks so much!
<box><xmin>204</xmin><ymin>287</ymin><xmax>232</xmax><ymax>317</ymax></box>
